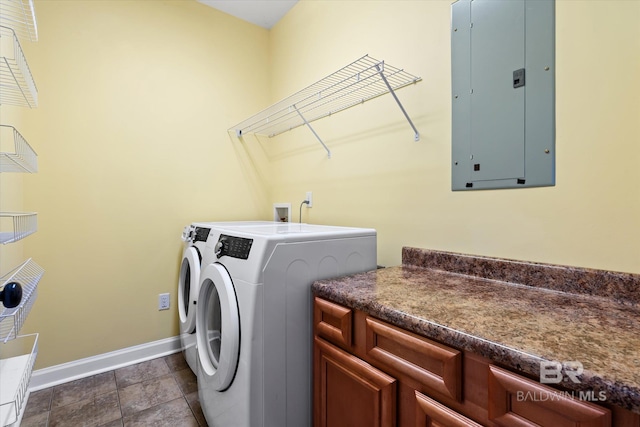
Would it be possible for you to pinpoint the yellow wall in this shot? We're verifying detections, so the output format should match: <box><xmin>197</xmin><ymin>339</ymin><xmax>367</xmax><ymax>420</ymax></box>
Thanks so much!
<box><xmin>263</xmin><ymin>0</ymin><xmax>640</xmax><ymax>273</ymax></box>
<box><xmin>19</xmin><ymin>0</ymin><xmax>270</xmax><ymax>368</ymax></box>
<box><xmin>10</xmin><ymin>0</ymin><xmax>640</xmax><ymax>370</ymax></box>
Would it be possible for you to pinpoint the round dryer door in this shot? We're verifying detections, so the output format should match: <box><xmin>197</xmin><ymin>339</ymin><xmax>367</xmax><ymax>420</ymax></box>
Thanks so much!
<box><xmin>178</xmin><ymin>246</ymin><xmax>200</xmax><ymax>334</ymax></box>
<box><xmin>196</xmin><ymin>262</ymin><xmax>240</xmax><ymax>391</ymax></box>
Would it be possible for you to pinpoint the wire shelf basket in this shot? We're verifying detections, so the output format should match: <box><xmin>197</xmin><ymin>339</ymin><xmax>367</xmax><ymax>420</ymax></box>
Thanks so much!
<box><xmin>0</xmin><ymin>212</ymin><xmax>37</xmax><ymax>244</ymax></box>
<box><xmin>0</xmin><ymin>333</ymin><xmax>38</xmax><ymax>426</ymax></box>
<box><xmin>0</xmin><ymin>0</ymin><xmax>37</xmax><ymax>42</ymax></box>
<box><xmin>230</xmin><ymin>55</ymin><xmax>421</xmax><ymax>139</ymax></box>
<box><xmin>0</xmin><ymin>25</ymin><xmax>37</xmax><ymax>108</ymax></box>
<box><xmin>0</xmin><ymin>125</ymin><xmax>37</xmax><ymax>173</ymax></box>
<box><xmin>0</xmin><ymin>259</ymin><xmax>43</xmax><ymax>342</ymax></box>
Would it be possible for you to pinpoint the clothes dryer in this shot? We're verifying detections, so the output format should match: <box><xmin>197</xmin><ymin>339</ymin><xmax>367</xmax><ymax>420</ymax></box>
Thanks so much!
<box><xmin>196</xmin><ymin>221</ymin><xmax>377</xmax><ymax>427</ymax></box>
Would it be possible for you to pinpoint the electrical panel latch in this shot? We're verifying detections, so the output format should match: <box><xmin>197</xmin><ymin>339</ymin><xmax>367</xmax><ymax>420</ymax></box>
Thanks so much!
<box><xmin>513</xmin><ymin>68</ymin><xmax>525</xmax><ymax>88</ymax></box>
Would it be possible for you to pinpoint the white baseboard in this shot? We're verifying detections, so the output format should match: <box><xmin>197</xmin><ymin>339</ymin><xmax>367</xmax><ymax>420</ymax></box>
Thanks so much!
<box><xmin>29</xmin><ymin>336</ymin><xmax>182</xmax><ymax>392</ymax></box>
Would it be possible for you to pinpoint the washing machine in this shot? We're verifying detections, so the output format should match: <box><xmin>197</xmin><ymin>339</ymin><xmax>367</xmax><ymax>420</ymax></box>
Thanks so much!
<box><xmin>178</xmin><ymin>223</ymin><xmax>213</xmax><ymax>375</ymax></box>
<box><xmin>195</xmin><ymin>221</ymin><xmax>377</xmax><ymax>427</ymax></box>
<box><xmin>179</xmin><ymin>221</ymin><xmax>270</xmax><ymax>375</ymax></box>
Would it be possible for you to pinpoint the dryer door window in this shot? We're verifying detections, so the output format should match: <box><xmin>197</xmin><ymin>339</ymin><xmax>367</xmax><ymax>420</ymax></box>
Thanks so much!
<box><xmin>181</xmin><ymin>262</ymin><xmax>191</xmax><ymax>315</ymax></box>
<box><xmin>196</xmin><ymin>263</ymin><xmax>240</xmax><ymax>391</ymax></box>
<box><xmin>179</xmin><ymin>246</ymin><xmax>200</xmax><ymax>333</ymax></box>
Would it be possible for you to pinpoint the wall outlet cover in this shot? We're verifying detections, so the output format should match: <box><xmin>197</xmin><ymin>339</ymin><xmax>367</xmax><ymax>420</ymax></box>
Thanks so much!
<box><xmin>159</xmin><ymin>293</ymin><xmax>170</xmax><ymax>310</ymax></box>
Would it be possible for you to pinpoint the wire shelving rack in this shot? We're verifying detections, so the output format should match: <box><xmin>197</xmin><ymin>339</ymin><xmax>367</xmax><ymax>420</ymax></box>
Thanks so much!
<box><xmin>0</xmin><ymin>0</ymin><xmax>37</xmax><ymax>42</ymax></box>
<box><xmin>0</xmin><ymin>25</ymin><xmax>37</xmax><ymax>108</ymax></box>
<box><xmin>0</xmin><ymin>124</ymin><xmax>37</xmax><ymax>173</ymax></box>
<box><xmin>230</xmin><ymin>55</ymin><xmax>421</xmax><ymax>158</ymax></box>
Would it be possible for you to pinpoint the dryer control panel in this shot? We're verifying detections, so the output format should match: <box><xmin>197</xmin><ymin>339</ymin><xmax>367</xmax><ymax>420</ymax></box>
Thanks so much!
<box><xmin>215</xmin><ymin>234</ymin><xmax>253</xmax><ymax>259</ymax></box>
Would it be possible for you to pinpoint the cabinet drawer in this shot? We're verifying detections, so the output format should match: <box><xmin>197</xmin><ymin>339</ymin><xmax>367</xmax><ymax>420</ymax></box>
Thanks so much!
<box><xmin>365</xmin><ymin>316</ymin><xmax>461</xmax><ymax>402</ymax></box>
<box><xmin>314</xmin><ymin>297</ymin><xmax>353</xmax><ymax>349</ymax></box>
<box><xmin>488</xmin><ymin>365</ymin><xmax>611</xmax><ymax>426</ymax></box>
<box><xmin>415</xmin><ymin>390</ymin><xmax>482</xmax><ymax>427</ymax></box>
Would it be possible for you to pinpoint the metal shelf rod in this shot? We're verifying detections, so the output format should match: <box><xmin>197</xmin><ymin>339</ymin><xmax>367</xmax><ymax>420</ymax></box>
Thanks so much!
<box><xmin>376</xmin><ymin>63</ymin><xmax>420</xmax><ymax>142</ymax></box>
<box><xmin>294</xmin><ymin>105</ymin><xmax>331</xmax><ymax>159</ymax></box>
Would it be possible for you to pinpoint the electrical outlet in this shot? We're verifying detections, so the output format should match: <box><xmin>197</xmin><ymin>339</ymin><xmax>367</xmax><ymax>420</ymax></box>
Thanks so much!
<box><xmin>159</xmin><ymin>293</ymin><xmax>170</xmax><ymax>310</ymax></box>
<box><xmin>306</xmin><ymin>191</ymin><xmax>313</xmax><ymax>208</ymax></box>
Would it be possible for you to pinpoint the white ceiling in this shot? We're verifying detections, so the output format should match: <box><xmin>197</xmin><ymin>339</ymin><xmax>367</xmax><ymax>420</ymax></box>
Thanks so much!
<box><xmin>197</xmin><ymin>0</ymin><xmax>299</xmax><ymax>29</ymax></box>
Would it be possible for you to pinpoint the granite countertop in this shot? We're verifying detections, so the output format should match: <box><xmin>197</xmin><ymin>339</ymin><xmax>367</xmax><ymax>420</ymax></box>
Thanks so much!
<box><xmin>311</xmin><ymin>247</ymin><xmax>640</xmax><ymax>414</ymax></box>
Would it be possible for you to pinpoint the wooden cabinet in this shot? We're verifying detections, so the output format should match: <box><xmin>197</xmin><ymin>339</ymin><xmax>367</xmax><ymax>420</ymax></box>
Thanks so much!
<box><xmin>313</xmin><ymin>296</ymin><xmax>623</xmax><ymax>427</ymax></box>
<box><xmin>314</xmin><ymin>337</ymin><xmax>396</xmax><ymax>427</ymax></box>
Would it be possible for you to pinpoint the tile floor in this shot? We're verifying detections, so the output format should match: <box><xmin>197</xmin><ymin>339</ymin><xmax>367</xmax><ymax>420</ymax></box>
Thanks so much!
<box><xmin>21</xmin><ymin>352</ymin><xmax>208</xmax><ymax>427</ymax></box>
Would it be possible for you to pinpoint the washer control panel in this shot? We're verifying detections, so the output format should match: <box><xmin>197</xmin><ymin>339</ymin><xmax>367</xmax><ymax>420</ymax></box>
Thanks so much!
<box><xmin>193</xmin><ymin>227</ymin><xmax>211</xmax><ymax>243</ymax></box>
<box><xmin>214</xmin><ymin>234</ymin><xmax>253</xmax><ymax>259</ymax></box>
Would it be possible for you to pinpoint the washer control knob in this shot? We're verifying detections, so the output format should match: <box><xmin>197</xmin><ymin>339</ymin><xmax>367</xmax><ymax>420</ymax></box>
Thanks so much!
<box><xmin>214</xmin><ymin>238</ymin><xmax>227</xmax><ymax>258</ymax></box>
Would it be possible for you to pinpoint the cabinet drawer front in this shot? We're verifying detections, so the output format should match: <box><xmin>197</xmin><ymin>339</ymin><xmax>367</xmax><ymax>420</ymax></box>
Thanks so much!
<box><xmin>314</xmin><ymin>297</ymin><xmax>353</xmax><ymax>348</ymax></box>
<box><xmin>488</xmin><ymin>365</ymin><xmax>611</xmax><ymax>427</ymax></box>
<box><xmin>415</xmin><ymin>391</ymin><xmax>482</xmax><ymax>427</ymax></box>
<box><xmin>315</xmin><ymin>337</ymin><xmax>397</xmax><ymax>427</ymax></box>
<box><xmin>365</xmin><ymin>316</ymin><xmax>461</xmax><ymax>402</ymax></box>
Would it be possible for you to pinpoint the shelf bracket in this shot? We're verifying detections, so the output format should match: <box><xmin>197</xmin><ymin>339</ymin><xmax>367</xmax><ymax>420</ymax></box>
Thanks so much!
<box><xmin>376</xmin><ymin>63</ymin><xmax>420</xmax><ymax>142</ymax></box>
<box><xmin>293</xmin><ymin>105</ymin><xmax>332</xmax><ymax>159</ymax></box>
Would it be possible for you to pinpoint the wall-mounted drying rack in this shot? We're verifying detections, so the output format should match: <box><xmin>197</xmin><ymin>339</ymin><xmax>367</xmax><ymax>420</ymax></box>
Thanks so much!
<box><xmin>230</xmin><ymin>55</ymin><xmax>421</xmax><ymax>158</ymax></box>
<box><xmin>0</xmin><ymin>0</ymin><xmax>37</xmax><ymax>42</ymax></box>
<box><xmin>0</xmin><ymin>25</ymin><xmax>37</xmax><ymax>108</ymax></box>
<box><xmin>0</xmin><ymin>212</ymin><xmax>37</xmax><ymax>244</ymax></box>
<box><xmin>0</xmin><ymin>125</ymin><xmax>37</xmax><ymax>173</ymax></box>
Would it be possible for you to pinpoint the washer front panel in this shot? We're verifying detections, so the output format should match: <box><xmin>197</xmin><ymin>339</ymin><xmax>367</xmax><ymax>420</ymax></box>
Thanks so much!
<box><xmin>196</xmin><ymin>262</ymin><xmax>240</xmax><ymax>391</ymax></box>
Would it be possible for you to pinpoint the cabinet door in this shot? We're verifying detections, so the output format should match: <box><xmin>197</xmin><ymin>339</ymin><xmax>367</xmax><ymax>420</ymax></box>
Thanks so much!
<box><xmin>314</xmin><ymin>337</ymin><xmax>397</xmax><ymax>427</ymax></box>
<box><xmin>414</xmin><ymin>391</ymin><xmax>482</xmax><ymax>427</ymax></box>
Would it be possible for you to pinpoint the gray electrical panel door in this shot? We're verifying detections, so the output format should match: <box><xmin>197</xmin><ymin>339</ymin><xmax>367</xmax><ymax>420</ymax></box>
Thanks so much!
<box><xmin>451</xmin><ymin>0</ymin><xmax>555</xmax><ymax>190</ymax></box>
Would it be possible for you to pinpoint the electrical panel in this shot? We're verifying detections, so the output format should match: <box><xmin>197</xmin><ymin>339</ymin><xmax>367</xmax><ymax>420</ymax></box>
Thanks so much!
<box><xmin>451</xmin><ymin>0</ymin><xmax>555</xmax><ymax>190</ymax></box>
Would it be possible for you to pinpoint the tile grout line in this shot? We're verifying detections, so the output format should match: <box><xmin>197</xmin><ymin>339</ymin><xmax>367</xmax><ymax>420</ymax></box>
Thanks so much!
<box><xmin>21</xmin><ymin>354</ymin><xmax>206</xmax><ymax>427</ymax></box>
<box><xmin>115</xmin><ymin>381</ymin><xmax>123</xmax><ymax>426</ymax></box>
<box><xmin>168</xmin><ymin>356</ymin><xmax>204</xmax><ymax>427</ymax></box>
<box><xmin>173</xmin><ymin>367</ymin><xmax>203</xmax><ymax>427</ymax></box>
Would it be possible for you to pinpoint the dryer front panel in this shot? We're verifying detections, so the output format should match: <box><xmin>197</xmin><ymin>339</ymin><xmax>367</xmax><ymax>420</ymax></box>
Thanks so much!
<box><xmin>196</xmin><ymin>262</ymin><xmax>240</xmax><ymax>391</ymax></box>
<box><xmin>179</xmin><ymin>246</ymin><xmax>201</xmax><ymax>334</ymax></box>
